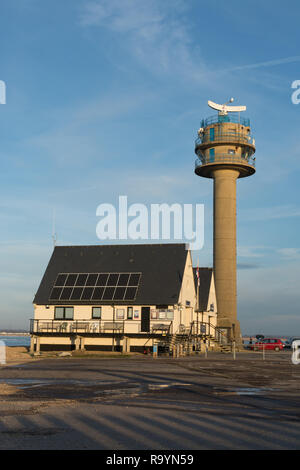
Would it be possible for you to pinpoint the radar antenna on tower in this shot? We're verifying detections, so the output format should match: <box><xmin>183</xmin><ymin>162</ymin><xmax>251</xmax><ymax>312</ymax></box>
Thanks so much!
<box><xmin>207</xmin><ymin>98</ymin><xmax>246</xmax><ymax>116</ymax></box>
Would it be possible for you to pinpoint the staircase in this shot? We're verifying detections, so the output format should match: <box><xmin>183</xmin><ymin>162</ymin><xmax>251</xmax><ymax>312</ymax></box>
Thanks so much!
<box><xmin>162</xmin><ymin>322</ymin><xmax>233</xmax><ymax>356</ymax></box>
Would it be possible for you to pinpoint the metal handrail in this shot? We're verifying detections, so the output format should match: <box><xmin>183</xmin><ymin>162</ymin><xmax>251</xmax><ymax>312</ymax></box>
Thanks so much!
<box><xmin>195</xmin><ymin>154</ymin><xmax>256</xmax><ymax>168</ymax></box>
<box><xmin>191</xmin><ymin>321</ymin><xmax>232</xmax><ymax>347</ymax></box>
<box><xmin>29</xmin><ymin>318</ymin><xmax>173</xmax><ymax>335</ymax></box>
<box><xmin>200</xmin><ymin>114</ymin><xmax>250</xmax><ymax>128</ymax></box>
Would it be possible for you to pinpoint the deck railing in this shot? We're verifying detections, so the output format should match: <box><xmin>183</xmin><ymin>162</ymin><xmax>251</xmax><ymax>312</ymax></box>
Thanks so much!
<box><xmin>30</xmin><ymin>319</ymin><xmax>173</xmax><ymax>335</ymax></box>
<box><xmin>195</xmin><ymin>132</ymin><xmax>255</xmax><ymax>148</ymax></box>
<box><xmin>195</xmin><ymin>154</ymin><xmax>256</xmax><ymax>169</ymax></box>
<box><xmin>200</xmin><ymin>113</ymin><xmax>250</xmax><ymax>128</ymax></box>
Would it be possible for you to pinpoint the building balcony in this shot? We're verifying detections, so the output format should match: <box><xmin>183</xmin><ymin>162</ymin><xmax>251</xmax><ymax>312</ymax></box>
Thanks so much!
<box><xmin>30</xmin><ymin>319</ymin><xmax>174</xmax><ymax>336</ymax></box>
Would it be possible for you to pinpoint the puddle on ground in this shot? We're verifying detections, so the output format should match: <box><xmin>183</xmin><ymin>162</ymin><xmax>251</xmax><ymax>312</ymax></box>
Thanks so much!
<box><xmin>0</xmin><ymin>378</ymin><xmax>128</xmax><ymax>389</ymax></box>
<box><xmin>0</xmin><ymin>378</ymin><xmax>192</xmax><ymax>399</ymax></box>
<box><xmin>148</xmin><ymin>382</ymin><xmax>192</xmax><ymax>391</ymax></box>
<box><xmin>214</xmin><ymin>387</ymin><xmax>276</xmax><ymax>396</ymax></box>
<box><xmin>91</xmin><ymin>382</ymin><xmax>193</xmax><ymax>398</ymax></box>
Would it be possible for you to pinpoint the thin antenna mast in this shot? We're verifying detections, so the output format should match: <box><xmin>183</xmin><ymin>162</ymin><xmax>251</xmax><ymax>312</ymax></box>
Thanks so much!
<box><xmin>52</xmin><ymin>209</ymin><xmax>57</xmax><ymax>248</ymax></box>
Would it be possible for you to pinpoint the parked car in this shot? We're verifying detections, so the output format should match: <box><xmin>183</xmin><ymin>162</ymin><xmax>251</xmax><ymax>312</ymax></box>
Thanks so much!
<box><xmin>250</xmin><ymin>338</ymin><xmax>285</xmax><ymax>352</ymax></box>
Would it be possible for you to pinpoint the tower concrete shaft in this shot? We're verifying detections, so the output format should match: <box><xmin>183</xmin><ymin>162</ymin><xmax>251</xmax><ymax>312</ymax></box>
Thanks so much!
<box><xmin>213</xmin><ymin>168</ymin><xmax>239</xmax><ymax>339</ymax></box>
<box><xmin>194</xmin><ymin>107</ymin><xmax>256</xmax><ymax>342</ymax></box>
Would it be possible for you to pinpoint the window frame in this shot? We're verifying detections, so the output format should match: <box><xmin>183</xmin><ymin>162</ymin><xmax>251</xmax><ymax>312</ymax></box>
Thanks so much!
<box><xmin>54</xmin><ymin>306</ymin><xmax>74</xmax><ymax>320</ymax></box>
<box><xmin>116</xmin><ymin>308</ymin><xmax>125</xmax><ymax>320</ymax></box>
<box><xmin>127</xmin><ymin>306</ymin><xmax>133</xmax><ymax>320</ymax></box>
<box><xmin>92</xmin><ymin>306</ymin><xmax>102</xmax><ymax>319</ymax></box>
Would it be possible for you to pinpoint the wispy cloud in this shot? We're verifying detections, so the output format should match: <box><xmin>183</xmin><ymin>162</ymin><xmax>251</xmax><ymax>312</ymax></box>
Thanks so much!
<box><xmin>238</xmin><ymin>245</ymin><xmax>270</xmax><ymax>258</ymax></box>
<box><xmin>240</xmin><ymin>205</ymin><xmax>300</xmax><ymax>222</ymax></box>
<box><xmin>225</xmin><ymin>55</ymin><xmax>300</xmax><ymax>72</ymax></box>
<box><xmin>237</xmin><ymin>262</ymin><xmax>261</xmax><ymax>270</ymax></box>
<box><xmin>277</xmin><ymin>247</ymin><xmax>300</xmax><ymax>260</ymax></box>
<box><xmin>79</xmin><ymin>0</ymin><xmax>209</xmax><ymax>83</ymax></box>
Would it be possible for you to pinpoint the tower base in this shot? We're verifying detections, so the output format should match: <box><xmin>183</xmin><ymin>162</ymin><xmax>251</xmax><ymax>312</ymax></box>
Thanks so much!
<box><xmin>217</xmin><ymin>318</ymin><xmax>242</xmax><ymax>347</ymax></box>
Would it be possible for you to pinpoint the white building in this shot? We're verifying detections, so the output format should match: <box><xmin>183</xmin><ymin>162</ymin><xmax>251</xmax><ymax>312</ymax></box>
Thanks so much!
<box><xmin>30</xmin><ymin>243</ymin><xmax>220</xmax><ymax>353</ymax></box>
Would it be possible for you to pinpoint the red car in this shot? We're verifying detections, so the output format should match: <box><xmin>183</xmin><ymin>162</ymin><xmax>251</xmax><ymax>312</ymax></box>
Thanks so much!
<box><xmin>250</xmin><ymin>338</ymin><xmax>285</xmax><ymax>351</ymax></box>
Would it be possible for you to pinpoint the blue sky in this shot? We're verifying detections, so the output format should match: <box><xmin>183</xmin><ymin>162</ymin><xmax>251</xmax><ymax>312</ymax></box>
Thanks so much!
<box><xmin>1</xmin><ymin>0</ymin><xmax>300</xmax><ymax>335</ymax></box>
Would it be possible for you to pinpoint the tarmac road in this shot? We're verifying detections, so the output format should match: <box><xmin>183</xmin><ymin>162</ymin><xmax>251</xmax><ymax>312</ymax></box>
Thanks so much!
<box><xmin>0</xmin><ymin>351</ymin><xmax>300</xmax><ymax>450</ymax></box>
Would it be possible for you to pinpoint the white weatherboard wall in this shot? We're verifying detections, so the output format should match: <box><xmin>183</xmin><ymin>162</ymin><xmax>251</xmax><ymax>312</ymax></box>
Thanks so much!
<box><xmin>177</xmin><ymin>250</ymin><xmax>196</xmax><ymax>330</ymax></box>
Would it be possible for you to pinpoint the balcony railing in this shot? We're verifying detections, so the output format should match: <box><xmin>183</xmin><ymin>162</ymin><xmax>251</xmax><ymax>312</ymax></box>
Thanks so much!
<box><xmin>195</xmin><ymin>153</ymin><xmax>256</xmax><ymax>169</ymax></box>
<box><xmin>30</xmin><ymin>319</ymin><xmax>173</xmax><ymax>335</ymax></box>
<box><xmin>200</xmin><ymin>113</ymin><xmax>250</xmax><ymax>128</ymax></box>
<box><xmin>195</xmin><ymin>132</ymin><xmax>255</xmax><ymax>148</ymax></box>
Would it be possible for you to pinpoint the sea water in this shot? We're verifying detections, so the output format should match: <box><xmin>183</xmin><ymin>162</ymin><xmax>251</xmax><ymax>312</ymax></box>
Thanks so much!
<box><xmin>0</xmin><ymin>335</ymin><xmax>30</xmax><ymax>347</ymax></box>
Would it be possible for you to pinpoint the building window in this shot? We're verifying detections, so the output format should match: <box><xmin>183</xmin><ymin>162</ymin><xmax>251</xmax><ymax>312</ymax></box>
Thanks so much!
<box><xmin>228</xmin><ymin>149</ymin><xmax>235</xmax><ymax>155</ymax></box>
<box><xmin>166</xmin><ymin>310</ymin><xmax>174</xmax><ymax>320</ymax></box>
<box><xmin>127</xmin><ymin>307</ymin><xmax>133</xmax><ymax>320</ymax></box>
<box><xmin>116</xmin><ymin>308</ymin><xmax>125</xmax><ymax>320</ymax></box>
<box><xmin>92</xmin><ymin>307</ymin><xmax>101</xmax><ymax>319</ymax></box>
<box><xmin>54</xmin><ymin>306</ymin><xmax>74</xmax><ymax>320</ymax></box>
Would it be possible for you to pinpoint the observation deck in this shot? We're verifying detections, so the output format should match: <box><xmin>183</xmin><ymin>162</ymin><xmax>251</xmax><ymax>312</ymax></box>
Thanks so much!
<box><xmin>195</xmin><ymin>154</ymin><xmax>256</xmax><ymax>178</ymax></box>
<box><xmin>194</xmin><ymin>112</ymin><xmax>256</xmax><ymax>179</ymax></box>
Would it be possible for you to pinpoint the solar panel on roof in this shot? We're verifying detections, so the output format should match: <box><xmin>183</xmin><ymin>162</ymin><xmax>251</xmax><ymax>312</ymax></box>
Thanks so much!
<box><xmin>128</xmin><ymin>273</ymin><xmax>141</xmax><ymax>286</ymax></box>
<box><xmin>86</xmin><ymin>274</ymin><xmax>98</xmax><ymax>286</ymax></box>
<box><xmin>70</xmin><ymin>287</ymin><xmax>83</xmax><ymax>300</ymax></box>
<box><xmin>118</xmin><ymin>273</ymin><xmax>129</xmax><ymax>285</ymax></box>
<box><xmin>60</xmin><ymin>287</ymin><xmax>73</xmax><ymax>300</ymax></box>
<box><xmin>114</xmin><ymin>287</ymin><xmax>126</xmax><ymax>300</ymax></box>
<box><xmin>107</xmin><ymin>273</ymin><xmax>119</xmax><ymax>286</ymax></box>
<box><xmin>124</xmin><ymin>287</ymin><xmax>138</xmax><ymax>300</ymax></box>
<box><xmin>102</xmin><ymin>286</ymin><xmax>115</xmax><ymax>300</ymax></box>
<box><xmin>96</xmin><ymin>273</ymin><xmax>108</xmax><ymax>285</ymax></box>
<box><xmin>92</xmin><ymin>287</ymin><xmax>104</xmax><ymax>300</ymax></box>
<box><xmin>49</xmin><ymin>287</ymin><xmax>62</xmax><ymax>300</ymax></box>
<box><xmin>54</xmin><ymin>274</ymin><xmax>67</xmax><ymax>287</ymax></box>
<box><xmin>49</xmin><ymin>272</ymin><xmax>141</xmax><ymax>302</ymax></box>
<box><xmin>76</xmin><ymin>274</ymin><xmax>88</xmax><ymax>286</ymax></box>
<box><xmin>81</xmin><ymin>287</ymin><xmax>94</xmax><ymax>300</ymax></box>
<box><xmin>65</xmin><ymin>274</ymin><xmax>78</xmax><ymax>286</ymax></box>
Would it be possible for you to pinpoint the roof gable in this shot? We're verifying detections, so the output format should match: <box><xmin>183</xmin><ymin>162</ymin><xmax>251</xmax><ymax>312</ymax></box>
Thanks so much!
<box><xmin>193</xmin><ymin>267</ymin><xmax>213</xmax><ymax>311</ymax></box>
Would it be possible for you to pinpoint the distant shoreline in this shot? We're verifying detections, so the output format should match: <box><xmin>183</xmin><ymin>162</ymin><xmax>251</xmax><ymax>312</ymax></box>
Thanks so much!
<box><xmin>0</xmin><ymin>333</ymin><xmax>30</xmax><ymax>336</ymax></box>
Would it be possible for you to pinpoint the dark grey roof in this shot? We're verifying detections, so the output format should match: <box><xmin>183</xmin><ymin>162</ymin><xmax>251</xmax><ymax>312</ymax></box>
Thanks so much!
<box><xmin>193</xmin><ymin>267</ymin><xmax>213</xmax><ymax>311</ymax></box>
<box><xmin>33</xmin><ymin>244</ymin><xmax>188</xmax><ymax>306</ymax></box>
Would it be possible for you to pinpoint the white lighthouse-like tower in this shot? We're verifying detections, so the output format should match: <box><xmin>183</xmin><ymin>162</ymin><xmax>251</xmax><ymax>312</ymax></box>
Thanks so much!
<box><xmin>194</xmin><ymin>99</ymin><xmax>256</xmax><ymax>343</ymax></box>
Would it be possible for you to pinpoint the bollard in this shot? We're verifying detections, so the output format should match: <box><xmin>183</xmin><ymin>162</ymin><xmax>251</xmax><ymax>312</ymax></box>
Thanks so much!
<box><xmin>233</xmin><ymin>341</ymin><xmax>236</xmax><ymax>360</ymax></box>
